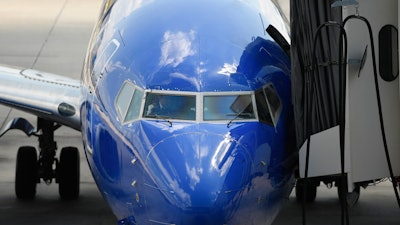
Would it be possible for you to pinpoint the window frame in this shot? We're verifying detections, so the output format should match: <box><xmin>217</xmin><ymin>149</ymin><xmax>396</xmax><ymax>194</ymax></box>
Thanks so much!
<box><xmin>115</xmin><ymin>81</ymin><xmax>284</xmax><ymax>126</ymax></box>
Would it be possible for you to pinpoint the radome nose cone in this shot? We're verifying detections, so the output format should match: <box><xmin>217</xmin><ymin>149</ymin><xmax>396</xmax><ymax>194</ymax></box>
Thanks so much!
<box><xmin>145</xmin><ymin>132</ymin><xmax>251</xmax><ymax>210</ymax></box>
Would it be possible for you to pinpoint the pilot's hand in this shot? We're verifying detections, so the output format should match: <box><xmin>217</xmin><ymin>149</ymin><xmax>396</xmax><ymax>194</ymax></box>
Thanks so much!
<box><xmin>147</xmin><ymin>104</ymin><xmax>155</xmax><ymax>115</ymax></box>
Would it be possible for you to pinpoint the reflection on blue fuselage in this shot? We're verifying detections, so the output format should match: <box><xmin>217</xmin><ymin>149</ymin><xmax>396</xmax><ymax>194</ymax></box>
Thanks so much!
<box><xmin>80</xmin><ymin>0</ymin><xmax>295</xmax><ymax>224</ymax></box>
<box><xmin>83</xmin><ymin>104</ymin><xmax>295</xmax><ymax>224</ymax></box>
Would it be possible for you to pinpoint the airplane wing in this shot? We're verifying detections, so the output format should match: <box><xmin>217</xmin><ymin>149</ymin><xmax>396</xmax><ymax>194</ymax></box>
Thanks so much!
<box><xmin>0</xmin><ymin>65</ymin><xmax>81</xmax><ymax>131</ymax></box>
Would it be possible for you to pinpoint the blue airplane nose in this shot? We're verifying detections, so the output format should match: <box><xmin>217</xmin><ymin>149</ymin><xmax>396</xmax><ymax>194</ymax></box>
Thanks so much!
<box><xmin>145</xmin><ymin>132</ymin><xmax>252</xmax><ymax>212</ymax></box>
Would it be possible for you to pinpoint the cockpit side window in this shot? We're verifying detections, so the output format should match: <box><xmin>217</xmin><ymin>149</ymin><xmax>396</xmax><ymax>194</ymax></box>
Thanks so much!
<box><xmin>255</xmin><ymin>83</ymin><xmax>282</xmax><ymax>126</ymax></box>
<box><xmin>255</xmin><ymin>89</ymin><xmax>273</xmax><ymax>125</ymax></box>
<box><xmin>264</xmin><ymin>84</ymin><xmax>282</xmax><ymax>125</ymax></box>
<box><xmin>203</xmin><ymin>95</ymin><xmax>255</xmax><ymax>121</ymax></box>
<box><xmin>115</xmin><ymin>82</ymin><xmax>144</xmax><ymax>123</ymax></box>
<box><xmin>116</xmin><ymin>82</ymin><xmax>134</xmax><ymax>120</ymax></box>
<box><xmin>143</xmin><ymin>93</ymin><xmax>196</xmax><ymax>120</ymax></box>
<box><xmin>125</xmin><ymin>88</ymin><xmax>144</xmax><ymax>122</ymax></box>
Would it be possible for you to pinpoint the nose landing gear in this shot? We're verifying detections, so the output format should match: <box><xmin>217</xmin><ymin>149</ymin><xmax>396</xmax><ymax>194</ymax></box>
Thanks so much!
<box><xmin>9</xmin><ymin>117</ymin><xmax>80</xmax><ymax>200</ymax></box>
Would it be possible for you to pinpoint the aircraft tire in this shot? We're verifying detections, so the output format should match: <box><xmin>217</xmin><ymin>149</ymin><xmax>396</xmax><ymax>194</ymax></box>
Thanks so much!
<box><xmin>295</xmin><ymin>178</ymin><xmax>317</xmax><ymax>203</ymax></box>
<box><xmin>58</xmin><ymin>147</ymin><xmax>80</xmax><ymax>200</ymax></box>
<box><xmin>15</xmin><ymin>146</ymin><xmax>38</xmax><ymax>199</ymax></box>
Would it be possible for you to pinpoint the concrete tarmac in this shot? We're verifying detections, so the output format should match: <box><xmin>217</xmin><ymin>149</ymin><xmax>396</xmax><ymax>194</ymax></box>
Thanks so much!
<box><xmin>273</xmin><ymin>181</ymin><xmax>400</xmax><ymax>225</ymax></box>
<box><xmin>0</xmin><ymin>0</ymin><xmax>399</xmax><ymax>225</ymax></box>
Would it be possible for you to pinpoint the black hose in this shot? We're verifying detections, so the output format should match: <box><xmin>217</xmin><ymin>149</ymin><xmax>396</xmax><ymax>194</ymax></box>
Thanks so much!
<box><xmin>303</xmin><ymin>21</ymin><xmax>349</xmax><ymax>225</ymax></box>
<box><xmin>302</xmin><ymin>67</ymin><xmax>312</xmax><ymax>225</ymax></box>
<box><xmin>343</xmin><ymin>15</ymin><xmax>400</xmax><ymax>208</ymax></box>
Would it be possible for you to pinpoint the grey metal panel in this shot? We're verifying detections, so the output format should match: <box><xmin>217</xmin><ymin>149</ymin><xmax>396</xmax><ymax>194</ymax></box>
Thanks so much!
<box><xmin>0</xmin><ymin>65</ymin><xmax>81</xmax><ymax>130</ymax></box>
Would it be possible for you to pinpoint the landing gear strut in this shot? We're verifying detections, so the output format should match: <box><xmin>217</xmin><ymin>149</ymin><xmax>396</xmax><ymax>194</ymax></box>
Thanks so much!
<box><xmin>14</xmin><ymin>117</ymin><xmax>80</xmax><ymax>200</ymax></box>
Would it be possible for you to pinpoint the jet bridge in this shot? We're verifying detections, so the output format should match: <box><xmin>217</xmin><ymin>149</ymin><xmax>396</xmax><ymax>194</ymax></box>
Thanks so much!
<box><xmin>291</xmin><ymin>0</ymin><xmax>400</xmax><ymax>202</ymax></box>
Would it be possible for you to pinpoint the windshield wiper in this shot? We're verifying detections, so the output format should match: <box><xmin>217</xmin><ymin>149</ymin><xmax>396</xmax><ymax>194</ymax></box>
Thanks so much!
<box><xmin>156</xmin><ymin>115</ymin><xmax>172</xmax><ymax>127</ymax></box>
<box><xmin>226</xmin><ymin>112</ymin><xmax>252</xmax><ymax>128</ymax></box>
<box><xmin>146</xmin><ymin>114</ymin><xmax>173</xmax><ymax>127</ymax></box>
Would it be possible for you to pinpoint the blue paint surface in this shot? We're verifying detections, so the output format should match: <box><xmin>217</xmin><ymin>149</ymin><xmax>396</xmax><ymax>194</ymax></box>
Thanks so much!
<box><xmin>80</xmin><ymin>0</ymin><xmax>296</xmax><ymax>224</ymax></box>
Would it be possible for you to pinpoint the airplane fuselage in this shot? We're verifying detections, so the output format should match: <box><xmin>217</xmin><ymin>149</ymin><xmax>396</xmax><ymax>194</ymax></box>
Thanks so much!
<box><xmin>80</xmin><ymin>0</ymin><xmax>296</xmax><ymax>224</ymax></box>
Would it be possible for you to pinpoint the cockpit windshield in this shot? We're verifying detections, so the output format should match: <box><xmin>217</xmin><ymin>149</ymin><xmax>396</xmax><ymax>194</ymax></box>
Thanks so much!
<box><xmin>142</xmin><ymin>93</ymin><xmax>196</xmax><ymax>120</ymax></box>
<box><xmin>115</xmin><ymin>81</ymin><xmax>280</xmax><ymax>125</ymax></box>
<box><xmin>203</xmin><ymin>95</ymin><xmax>255</xmax><ymax>121</ymax></box>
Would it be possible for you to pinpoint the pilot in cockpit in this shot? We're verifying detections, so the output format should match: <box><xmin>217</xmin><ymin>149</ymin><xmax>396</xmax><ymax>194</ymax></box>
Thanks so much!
<box><xmin>144</xmin><ymin>93</ymin><xmax>196</xmax><ymax>120</ymax></box>
<box><xmin>146</xmin><ymin>95</ymin><xmax>171</xmax><ymax>117</ymax></box>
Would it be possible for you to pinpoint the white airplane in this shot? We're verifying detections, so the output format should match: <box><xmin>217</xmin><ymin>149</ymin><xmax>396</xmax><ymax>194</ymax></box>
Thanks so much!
<box><xmin>0</xmin><ymin>0</ymin><xmax>297</xmax><ymax>225</ymax></box>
